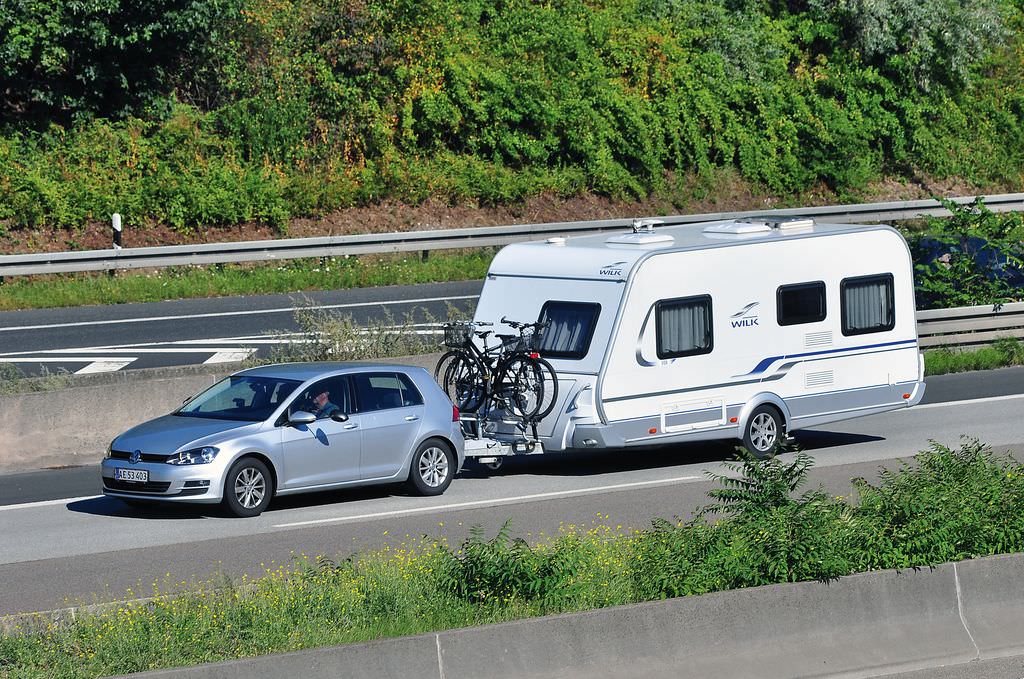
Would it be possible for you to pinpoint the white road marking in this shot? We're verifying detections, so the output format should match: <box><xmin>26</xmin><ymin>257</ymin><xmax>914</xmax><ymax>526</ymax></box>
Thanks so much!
<box><xmin>204</xmin><ymin>350</ymin><xmax>256</xmax><ymax>364</ymax></box>
<box><xmin>0</xmin><ymin>357</ymin><xmax>133</xmax><ymax>363</ymax></box>
<box><xmin>0</xmin><ymin>294</ymin><xmax>480</xmax><ymax>333</ymax></box>
<box><xmin>913</xmin><ymin>393</ymin><xmax>1024</xmax><ymax>410</ymax></box>
<box><xmin>75</xmin><ymin>359</ymin><xmax>137</xmax><ymax>374</ymax></box>
<box><xmin>272</xmin><ymin>474</ymin><xmax>704</xmax><ymax>529</ymax></box>
<box><xmin>0</xmin><ymin>495</ymin><xmax>102</xmax><ymax>511</ymax></box>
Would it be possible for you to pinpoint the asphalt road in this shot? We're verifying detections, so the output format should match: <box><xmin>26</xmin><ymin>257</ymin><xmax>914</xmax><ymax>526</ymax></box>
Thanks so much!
<box><xmin>0</xmin><ymin>367</ymin><xmax>1022</xmax><ymax>617</ymax></box>
<box><xmin>0</xmin><ymin>281</ymin><xmax>482</xmax><ymax>375</ymax></box>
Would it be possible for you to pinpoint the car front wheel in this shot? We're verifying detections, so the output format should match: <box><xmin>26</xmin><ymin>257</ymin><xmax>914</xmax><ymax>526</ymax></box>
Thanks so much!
<box><xmin>223</xmin><ymin>458</ymin><xmax>273</xmax><ymax>517</ymax></box>
<box><xmin>407</xmin><ymin>440</ymin><xmax>455</xmax><ymax>496</ymax></box>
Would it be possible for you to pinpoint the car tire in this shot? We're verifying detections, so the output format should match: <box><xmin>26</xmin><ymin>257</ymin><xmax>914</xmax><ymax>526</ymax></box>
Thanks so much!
<box><xmin>742</xmin><ymin>405</ymin><xmax>784</xmax><ymax>458</ymax></box>
<box><xmin>222</xmin><ymin>457</ymin><xmax>273</xmax><ymax>518</ymax></box>
<box><xmin>407</xmin><ymin>439</ymin><xmax>455</xmax><ymax>496</ymax></box>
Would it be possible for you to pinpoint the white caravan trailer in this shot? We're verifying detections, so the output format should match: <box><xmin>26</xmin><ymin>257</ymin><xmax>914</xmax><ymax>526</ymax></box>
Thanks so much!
<box><xmin>466</xmin><ymin>217</ymin><xmax>925</xmax><ymax>458</ymax></box>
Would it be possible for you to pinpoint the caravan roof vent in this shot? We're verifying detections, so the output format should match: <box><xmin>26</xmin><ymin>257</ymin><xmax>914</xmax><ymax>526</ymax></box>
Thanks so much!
<box><xmin>702</xmin><ymin>220</ymin><xmax>772</xmax><ymax>235</ymax></box>
<box><xmin>606</xmin><ymin>218</ymin><xmax>674</xmax><ymax>245</ymax></box>
<box><xmin>766</xmin><ymin>217</ymin><xmax>815</xmax><ymax>230</ymax></box>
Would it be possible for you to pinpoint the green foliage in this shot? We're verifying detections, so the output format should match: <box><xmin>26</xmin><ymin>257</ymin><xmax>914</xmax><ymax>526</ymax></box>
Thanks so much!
<box><xmin>0</xmin><ymin>0</ymin><xmax>242</xmax><ymax>125</ymax></box>
<box><xmin>925</xmin><ymin>338</ymin><xmax>1024</xmax><ymax>375</ymax></box>
<box><xmin>851</xmin><ymin>439</ymin><xmax>1024</xmax><ymax>568</ymax></box>
<box><xmin>1</xmin><ymin>0</ymin><xmax>1024</xmax><ymax>231</ymax></box>
<box><xmin>5</xmin><ymin>439</ymin><xmax>1024</xmax><ymax>677</ymax></box>
<box><xmin>909</xmin><ymin>198</ymin><xmax>1024</xmax><ymax>309</ymax></box>
<box><xmin>808</xmin><ymin>0</ymin><xmax>1008</xmax><ymax>91</ymax></box>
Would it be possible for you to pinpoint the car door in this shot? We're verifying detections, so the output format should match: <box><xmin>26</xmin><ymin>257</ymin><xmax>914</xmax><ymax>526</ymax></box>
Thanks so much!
<box><xmin>278</xmin><ymin>376</ymin><xmax>362</xmax><ymax>489</ymax></box>
<box><xmin>353</xmin><ymin>371</ymin><xmax>425</xmax><ymax>480</ymax></box>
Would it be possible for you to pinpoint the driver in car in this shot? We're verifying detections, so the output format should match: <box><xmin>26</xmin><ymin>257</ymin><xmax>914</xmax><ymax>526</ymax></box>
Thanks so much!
<box><xmin>308</xmin><ymin>387</ymin><xmax>341</xmax><ymax>419</ymax></box>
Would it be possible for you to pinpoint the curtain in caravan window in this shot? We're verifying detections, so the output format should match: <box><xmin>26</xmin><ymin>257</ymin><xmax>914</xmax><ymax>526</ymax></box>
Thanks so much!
<box><xmin>842</xmin><ymin>275</ymin><xmax>893</xmax><ymax>334</ymax></box>
<box><xmin>657</xmin><ymin>297</ymin><xmax>712</xmax><ymax>357</ymax></box>
<box><xmin>538</xmin><ymin>302</ymin><xmax>600</xmax><ymax>359</ymax></box>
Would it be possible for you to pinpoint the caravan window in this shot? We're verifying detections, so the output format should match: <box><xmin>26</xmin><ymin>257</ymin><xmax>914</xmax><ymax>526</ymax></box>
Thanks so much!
<box><xmin>841</xmin><ymin>274</ymin><xmax>895</xmax><ymax>336</ymax></box>
<box><xmin>537</xmin><ymin>301</ymin><xmax>601</xmax><ymax>360</ymax></box>
<box><xmin>777</xmin><ymin>281</ymin><xmax>826</xmax><ymax>326</ymax></box>
<box><xmin>656</xmin><ymin>296</ymin><xmax>713</xmax><ymax>359</ymax></box>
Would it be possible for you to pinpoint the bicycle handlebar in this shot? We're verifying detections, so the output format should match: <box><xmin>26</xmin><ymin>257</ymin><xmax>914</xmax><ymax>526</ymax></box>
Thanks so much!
<box><xmin>500</xmin><ymin>316</ymin><xmax>549</xmax><ymax>331</ymax></box>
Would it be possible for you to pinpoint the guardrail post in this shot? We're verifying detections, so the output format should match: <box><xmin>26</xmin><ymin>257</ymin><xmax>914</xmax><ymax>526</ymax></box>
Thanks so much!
<box><xmin>110</xmin><ymin>213</ymin><xmax>122</xmax><ymax>277</ymax></box>
<box><xmin>421</xmin><ymin>250</ymin><xmax>429</xmax><ymax>262</ymax></box>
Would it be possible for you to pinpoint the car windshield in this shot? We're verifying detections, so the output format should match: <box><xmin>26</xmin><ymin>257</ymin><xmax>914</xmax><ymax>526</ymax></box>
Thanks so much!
<box><xmin>175</xmin><ymin>375</ymin><xmax>302</xmax><ymax>421</ymax></box>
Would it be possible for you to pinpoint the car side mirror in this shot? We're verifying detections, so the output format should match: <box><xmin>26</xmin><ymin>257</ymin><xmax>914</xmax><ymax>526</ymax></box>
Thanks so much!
<box><xmin>288</xmin><ymin>411</ymin><xmax>317</xmax><ymax>426</ymax></box>
<box><xmin>330</xmin><ymin>412</ymin><xmax>349</xmax><ymax>423</ymax></box>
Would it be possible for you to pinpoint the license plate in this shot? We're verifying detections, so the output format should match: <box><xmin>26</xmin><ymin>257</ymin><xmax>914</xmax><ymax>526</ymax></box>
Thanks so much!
<box><xmin>115</xmin><ymin>468</ymin><xmax>149</xmax><ymax>483</ymax></box>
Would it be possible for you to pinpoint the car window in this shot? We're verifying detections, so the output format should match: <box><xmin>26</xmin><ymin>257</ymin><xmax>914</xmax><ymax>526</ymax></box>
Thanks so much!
<box><xmin>176</xmin><ymin>376</ymin><xmax>301</xmax><ymax>421</ymax></box>
<box><xmin>290</xmin><ymin>376</ymin><xmax>352</xmax><ymax>420</ymax></box>
<box><xmin>354</xmin><ymin>372</ymin><xmax>421</xmax><ymax>411</ymax></box>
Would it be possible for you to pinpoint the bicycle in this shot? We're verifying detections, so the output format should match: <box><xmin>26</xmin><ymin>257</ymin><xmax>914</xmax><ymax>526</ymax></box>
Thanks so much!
<box><xmin>435</xmin><ymin>318</ymin><xmax>558</xmax><ymax>423</ymax></box>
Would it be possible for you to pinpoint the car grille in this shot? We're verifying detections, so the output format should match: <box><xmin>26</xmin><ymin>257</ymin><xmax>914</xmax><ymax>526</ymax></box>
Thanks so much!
<box><xmin>102</xmin><ymin>478</ymin><xmax>172</xmax><ymax>494</ymax></box>
<box><xmin>109</xmin><ymin>449</ymin><xmax>170</xmax><ymax>463</ymax></box>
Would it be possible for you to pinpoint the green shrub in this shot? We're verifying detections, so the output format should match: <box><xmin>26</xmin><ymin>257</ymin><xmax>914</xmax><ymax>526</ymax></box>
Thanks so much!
<box><xmin>0</xmin><ymin>0</ymin><xmax>242</xmax><ymax>125</ymax></box>
<box><xmin>2</xmin><ymin>0</ymin><xmax>1024</xmax><ymax>230</ymax></box>
<box><xmin>910</xmin><ymin>198</ymin><xmax>1024</xmax><ymax>309</ymax></box>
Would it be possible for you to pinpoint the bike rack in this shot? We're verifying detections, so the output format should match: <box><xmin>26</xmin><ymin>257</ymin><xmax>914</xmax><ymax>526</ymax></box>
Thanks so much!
<box><xmin>459</xmin><ymin>411</ymin><xmax>545</xmax><ymax>461</ymax></box>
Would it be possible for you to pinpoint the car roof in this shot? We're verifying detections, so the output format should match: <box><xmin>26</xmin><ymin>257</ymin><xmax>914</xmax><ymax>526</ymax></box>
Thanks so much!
<box><xmin>233</xmin><ymin>362</ymin><xmax>425</xmax><ymax>382</ymax></box>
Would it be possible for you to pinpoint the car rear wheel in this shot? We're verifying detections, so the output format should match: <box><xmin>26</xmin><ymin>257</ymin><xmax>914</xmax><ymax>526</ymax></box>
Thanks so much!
<box><xmin>407</xmin><ymin>440</ymin><xmax>455</xmax><ymax>496</ymax></box>
<box><xmin>223</xmin><ymin>458</ymin><xmax>273</xmax><ymax>517</ymax></box>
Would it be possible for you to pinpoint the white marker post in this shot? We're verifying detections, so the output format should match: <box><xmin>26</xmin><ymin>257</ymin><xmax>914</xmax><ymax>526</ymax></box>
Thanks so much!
<box><xmin>110</xmin><ymin>212</ymin><xmax>122</xmax><ymax>277</ymax></box>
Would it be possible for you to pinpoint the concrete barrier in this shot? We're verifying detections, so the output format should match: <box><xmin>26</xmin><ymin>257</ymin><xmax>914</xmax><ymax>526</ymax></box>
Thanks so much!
<box><xmin>0</xmin><ymin>354</ymin><xmax>442</xmax><ymax>472</ymax></box>
<box><xmin>112</xmin><ymin>553</ymin><xmax>1024</xmax><ymax>679</ymax></box>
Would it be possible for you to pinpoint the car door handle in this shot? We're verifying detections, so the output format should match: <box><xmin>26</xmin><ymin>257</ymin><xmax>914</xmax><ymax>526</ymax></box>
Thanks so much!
<box><xmin>404</xmin><ymin>415</ymin><xmax>420</xmax><ymax>421</ymax></box>
<box><xmin>343</xmin><ymin>423</ymin><xmax>359</xmax><ymax>430</ymax></box>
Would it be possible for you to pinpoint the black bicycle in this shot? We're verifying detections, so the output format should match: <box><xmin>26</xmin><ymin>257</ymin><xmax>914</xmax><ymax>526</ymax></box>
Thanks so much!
<box><xmin>435</xmin><ymin>317</ymin><xmax>558</xmax><ymax>422</ymax></box>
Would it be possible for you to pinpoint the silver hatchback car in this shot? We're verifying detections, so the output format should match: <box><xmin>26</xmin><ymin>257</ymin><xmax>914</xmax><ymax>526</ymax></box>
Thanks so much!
<box><xmin>101</xmin><ymin>363</ymin><xmax>465</xmax><ymax>517</ymax></box>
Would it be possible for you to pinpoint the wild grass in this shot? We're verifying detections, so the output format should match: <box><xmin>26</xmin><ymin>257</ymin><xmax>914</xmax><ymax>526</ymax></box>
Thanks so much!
<box><xmin>3</xmin><ymin>439</ymin><xmax>1023</xmax><ymax>678</ymax></box>
<box><xmin>0</xmin><ymin>364</ymin><xmax>72</xmax><ymax>396</ymax></box>
<box><xmin>0</xmin><ymin>250</ymin><xmax>494</xmax><ymax>311</ymax></box>
<box><xmin>924</xmin><ymin>338</ymin><xmax>1024</xmax><ymax>375</ymax></box>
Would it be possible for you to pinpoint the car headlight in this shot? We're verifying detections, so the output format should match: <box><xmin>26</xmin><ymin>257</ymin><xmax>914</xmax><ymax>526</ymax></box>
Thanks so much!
<box><xmin>167</xmin><ymin>446</ymin><xmax>219</xmax><ymax>465</ymax></box>
<box><xmin>105</xmin><ymin>441</ymin><xmax>113</xmax><ymax>459</ymax></box>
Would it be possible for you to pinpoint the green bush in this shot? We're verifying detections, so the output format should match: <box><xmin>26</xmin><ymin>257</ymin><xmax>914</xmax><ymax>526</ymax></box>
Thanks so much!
<box><xmin>2</xmin><ymin>0</ymin><xmax>1024</xmax><ymax>231</ymax></box>
<box><xmin>910</xmin><ymin>198</ymin><xmax>1024</xmax><ymax>309</ymax></box>
<box><xmin>0</xmin><ymin>0</ymin><xmax>242</xmax><ymax>125</ymax></box>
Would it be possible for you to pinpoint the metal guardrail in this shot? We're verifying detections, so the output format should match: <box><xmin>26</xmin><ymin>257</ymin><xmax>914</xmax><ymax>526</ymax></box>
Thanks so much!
<box><xmin>2</xmin><ymin>193</ymin><xmax>1024</xmax><ymax>277</ymax></box>
<box><xmin>917</xmin><ymin>301</ymin><xmax>1024</xmax><ymax>348</ymax></box>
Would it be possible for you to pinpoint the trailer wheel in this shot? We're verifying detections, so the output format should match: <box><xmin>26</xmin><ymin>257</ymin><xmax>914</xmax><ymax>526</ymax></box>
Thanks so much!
<box><xmin>742</xmin><ymin>405</ymin><xmax>784</xmax><ymax>458</ymax></box>
<box><xmin>483</xmin><ymin>458</ymin><xmax>504</xmax><ymax>471</ymax></box>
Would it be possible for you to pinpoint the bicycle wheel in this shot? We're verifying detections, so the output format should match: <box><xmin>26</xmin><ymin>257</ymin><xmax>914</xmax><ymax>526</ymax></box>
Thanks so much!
<box><xmin>440</xmin><ymin>352</ymin><xmax>486</xmax><ymax>412</ymax></box>
<box><xmin>528</xmin><ymin>356</ymin><xmax>559</xmax><ymax>420</ymax></box>
<box><xmin>497</xmin><ymin>357</ymin><xmax>546</xmax><ymax>420</ymax></box>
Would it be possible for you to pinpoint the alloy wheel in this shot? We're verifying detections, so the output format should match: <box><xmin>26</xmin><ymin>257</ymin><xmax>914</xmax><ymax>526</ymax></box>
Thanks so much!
<box><xmin>234</xmin><ymin>467</ymin><xmax>266</xmax><ymax>509</ymax></box>
<box><xmin>749</xmin><ymin>412</ymin><xmax>778</xmax><ymax>452</ymax></box>
<box><xmin>418</xmin><ymin>447</ymin><xmax>450</xmax><ymax>488</ymax></box>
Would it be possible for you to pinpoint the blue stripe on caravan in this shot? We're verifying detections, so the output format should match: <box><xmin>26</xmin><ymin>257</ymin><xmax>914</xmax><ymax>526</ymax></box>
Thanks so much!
<box><xmin>739</xmin><ymin>339</ymin><xmax>917</xmax><ymax>377</ymax></box>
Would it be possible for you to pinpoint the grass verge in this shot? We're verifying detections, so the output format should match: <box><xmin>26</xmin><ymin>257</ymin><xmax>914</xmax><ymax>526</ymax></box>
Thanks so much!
<box><xmin>2</xmin><ymin>439</ymin><xmax>1023</xmax><ymax>678</ymax></box>
<box><xmin>924</xmin><ymin>338</ymin><xmax>1024</xmax><ymax>375</ymax></box>
<box><xmin>0</xmin><ymin>250</ymin><xmax>495</xmax><ymax>311</ymax></box>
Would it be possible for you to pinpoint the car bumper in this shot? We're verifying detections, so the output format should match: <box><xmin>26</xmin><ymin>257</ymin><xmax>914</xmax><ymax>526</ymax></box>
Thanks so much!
<box><xmin>100</xmin><ymin>459</ymin><xmax>223</xmax><ymax>503</ymax></box>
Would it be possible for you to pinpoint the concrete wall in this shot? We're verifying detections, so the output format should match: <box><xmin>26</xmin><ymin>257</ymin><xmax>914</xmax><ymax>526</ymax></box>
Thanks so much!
<box><xmin>0</xmin><ymin>355</ymin><xmax>441</xmax><ymax>472</ymax></box>
<box><xmin>113</xmin><ymin>552</ymin><xmax>1024</xmax><ymax>679</ymax></box>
